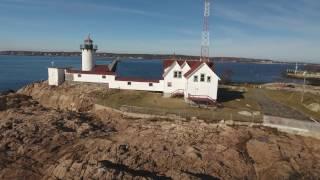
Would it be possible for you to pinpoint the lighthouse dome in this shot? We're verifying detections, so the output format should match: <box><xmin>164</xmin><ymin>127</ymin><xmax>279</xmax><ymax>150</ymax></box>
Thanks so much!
<box><xmin>84</xmin><ymin>35</ymin><xmax>93</xmax><ymax>44</ymax></box>
<box><xmin>80</xmin><ymin>35</ymin><xmax>98</xmax><ymax>51</ymax></box>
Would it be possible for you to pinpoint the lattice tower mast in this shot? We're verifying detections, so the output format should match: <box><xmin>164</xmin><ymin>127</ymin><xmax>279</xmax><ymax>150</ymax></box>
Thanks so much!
<box><xmin>201</xmin><ymin>0</ymin><xmax>211</xmax><ymax>62</ymax></box>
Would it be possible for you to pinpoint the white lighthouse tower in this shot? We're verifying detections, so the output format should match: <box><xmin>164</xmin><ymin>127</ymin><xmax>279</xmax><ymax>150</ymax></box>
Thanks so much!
<box><xmin>81</xmin><ymin>35</ymin><xmax>98</xmax><ymax>71</ymax></box>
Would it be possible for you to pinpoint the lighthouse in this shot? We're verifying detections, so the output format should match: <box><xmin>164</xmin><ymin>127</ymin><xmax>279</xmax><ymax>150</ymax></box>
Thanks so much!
<box><xmin>80</xmin><ymin>35</ymin><xmax>98</xmax><ymax>71</ymax></box>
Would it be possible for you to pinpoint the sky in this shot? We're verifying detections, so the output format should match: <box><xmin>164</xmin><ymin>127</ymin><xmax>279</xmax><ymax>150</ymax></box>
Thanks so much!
<box><xmin>0</xmin><ymin>0</ymin><xmax>319</xmax><ymax>63</ymax></box>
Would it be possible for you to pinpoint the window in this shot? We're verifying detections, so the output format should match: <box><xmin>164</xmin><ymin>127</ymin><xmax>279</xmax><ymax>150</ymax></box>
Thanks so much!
<box><xmin>200</xmin><ymin>74</ymin><xmax>205</xmax><ymax>82</ymax></box>
<box><xmin>102</xmin><ymin>75</ymin><xmax>106</xmax><ymax>79</ymax></box>
<box><xmin>167</xmin><ymin>82</ymin><xmax>172</xmax><ymax>87</ymax></box>
<box><xmin>127</xmin><ymin>82</ymin><xmax>132</xmax><ymax>85</ymax></box>
<box><xmin>207</xmin><ymin>76</ymin><xmax>211</xmax><ymax>83</ymax></box>
<box><xmin>194</xmin><ymin>75</ymin><xmax>198</xmax><ymax>82</ymax></box>
<box><xmin>149</xmin><ymin>83</ymin><xmax>153</xmax><ymax>87</ymax></box>
<box><xmin>174</xmin><ymin>71</ymin><xmax>182</xmax><ymax>78</ymax></box>
<box><xmin>174</xmin><ymin>71</ymin><xmax>178</xmax><ymax>78</ymax></box>
<box><xmin>78</xmin><ymin>74</ymin><xmax>81</xmax><ymax>78</ymax></box>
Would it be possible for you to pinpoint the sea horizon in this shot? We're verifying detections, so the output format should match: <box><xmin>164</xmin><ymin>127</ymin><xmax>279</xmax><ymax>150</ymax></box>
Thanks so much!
<box><xmin>0</xmin><ymin>55</ymin><xmax>303</xmax><ymax>92</ymax></box>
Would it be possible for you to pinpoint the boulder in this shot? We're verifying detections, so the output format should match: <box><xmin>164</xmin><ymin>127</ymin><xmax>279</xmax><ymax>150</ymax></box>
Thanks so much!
<box><xmin>246</xmin><ymin>139</ymin><xmax>282</xmax><ymax>178</ymax></box>
<box><xmin>238</xmin><ymin>111</ymin><xmax>252</xmax><ymax>117</ymax></box>
<box><xmin>184</xmin><ymin>146</ymin><xmax>202</xmax><ymax>160</ymax></box>
<box><xmin>252</xmin><ymin>111</ymin><xmax>261</xmax><ymax>116</ymax></box>
<box><xmin>306</xmin><ymin>103</ymin><xmax>320</xmax><ymax>112</ymax></box>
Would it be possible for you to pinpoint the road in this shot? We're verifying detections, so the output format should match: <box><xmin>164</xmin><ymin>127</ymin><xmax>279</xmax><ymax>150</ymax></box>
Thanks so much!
<box><xmin>253</xmin><ymin>89</ymin><xmax>311</xmax><ymax>121</ymax></box>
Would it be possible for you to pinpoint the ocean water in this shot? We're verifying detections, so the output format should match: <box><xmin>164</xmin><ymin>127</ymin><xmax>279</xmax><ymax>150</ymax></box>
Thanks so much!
<box><xmin>0</xmin><ymin>55</ymin><xmax>300</xmax><ymax>92</ymax></box>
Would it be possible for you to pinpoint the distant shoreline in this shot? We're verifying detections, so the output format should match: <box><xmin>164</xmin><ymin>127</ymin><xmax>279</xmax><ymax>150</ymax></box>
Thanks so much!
<box><xmin>1</xmin><ymin>51</ymin><xmax>315</xmax><ymax>65</ymax></box>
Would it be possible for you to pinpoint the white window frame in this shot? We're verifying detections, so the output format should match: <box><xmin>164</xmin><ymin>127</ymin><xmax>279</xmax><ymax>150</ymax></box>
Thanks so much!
<box><xmin>174</xmin><ymin>71</ymin><xmax>182</xmax><ymax>78</ymax></box>
<box><xmin>194</xmin><ymin>75</ymin><xmax>198</xmax><ymax>82</ymax></box>
<box><xmin>174</xmin><ymin>71</ymin><xmax>178</xmax><ymax>78</ymax></box>
<box><xmin>207</xmin><ymin>76</ymin><xmax>211</xmax><ymax>83</ymax></box>
<box><xmin>149</xmin><ymin>83</ymin><xmax>153</xmax><ymax>87</ymax></box>
<box><xmin>127</xmin><ymin>82</ymin><xmax>132</xmax><ymax>86</ymax></box>
<box><xmin>167</xmin><ymin>82</ymin><xmax>172</xmax><ymax>87</ymax></box>
<box><xmin>200</xmin><ymin>74</ymin><xmax>205</xmax><ymax>82</ymax></box>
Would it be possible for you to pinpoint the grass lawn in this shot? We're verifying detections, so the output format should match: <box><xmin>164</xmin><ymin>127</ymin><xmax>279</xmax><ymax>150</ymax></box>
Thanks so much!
<box><xmin>219</xmin><ymin>87</ymin><xmax>261</xmax><ymax>111</ymax></box>
<box><xmin>263</xmin><ymin>89</ymin><xmax>320</xmax><ymax>120</ymax></box>
<box><xmin>93</xmin><ymin>88</ymin><xmax>262</xmax><ymax>123</ymax></box>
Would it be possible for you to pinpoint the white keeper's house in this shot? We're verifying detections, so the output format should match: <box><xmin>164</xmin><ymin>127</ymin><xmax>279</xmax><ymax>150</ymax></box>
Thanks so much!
<box><xmin>48</xmin><ymin>36</ymin><xmax>220</xmax><ymax>105</ymax></box>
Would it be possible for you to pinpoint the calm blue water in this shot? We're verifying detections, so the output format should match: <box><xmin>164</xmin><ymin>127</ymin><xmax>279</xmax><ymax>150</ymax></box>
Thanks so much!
<box><xmin>0</xmin><ymin>55</ymin><xmax>300</xmax><ymax>92</ymax></box>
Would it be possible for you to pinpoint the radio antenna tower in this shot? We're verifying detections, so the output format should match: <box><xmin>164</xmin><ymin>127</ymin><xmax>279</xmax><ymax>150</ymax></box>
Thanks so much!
<box><xmin>201</xmin><ymin>0</ymin><xmax>211</xmax><ymax>62</ymax></box>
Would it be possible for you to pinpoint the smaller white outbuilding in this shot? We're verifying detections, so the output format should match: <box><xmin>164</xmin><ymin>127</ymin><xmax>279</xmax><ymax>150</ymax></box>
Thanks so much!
<box><xmin>48</xmin><ymin>67</ymin><xmax>65</xmax><ymax>86</ymax></box>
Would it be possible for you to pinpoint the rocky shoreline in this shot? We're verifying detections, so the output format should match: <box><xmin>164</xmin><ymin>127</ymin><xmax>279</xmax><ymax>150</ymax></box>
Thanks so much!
<box><xmin>0</xmin><ymin>82</ymin><xmax>320</xmax><ymax>179</ymax></box>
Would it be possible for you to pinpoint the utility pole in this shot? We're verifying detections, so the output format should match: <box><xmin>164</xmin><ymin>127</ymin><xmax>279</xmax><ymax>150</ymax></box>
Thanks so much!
<box><xmin>201</xmin><ymin>0</ymin><xmax>211</xmax><ymax>62</ymax></box>
<box><xmin>301</xmin><ymin>71</ymin><xmax>306</xmax><ymax>103</ymax></box>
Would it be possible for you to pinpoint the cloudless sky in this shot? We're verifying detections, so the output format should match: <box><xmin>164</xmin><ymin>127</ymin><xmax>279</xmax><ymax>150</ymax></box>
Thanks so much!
<box><xmin>0</xmin><ymin>0</ymin><xmax>319</xmax><ymax>62</ymax></box>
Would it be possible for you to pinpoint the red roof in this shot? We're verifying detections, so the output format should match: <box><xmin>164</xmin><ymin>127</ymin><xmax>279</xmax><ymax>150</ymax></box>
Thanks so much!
<box><xmin>163</xmin><ymin>59</ymin><xmax>214</xmax><ymax>78</ymax></box>
<box><xmin>184</xmin><ymin>62</ymin><xmax>203</xmax><ymax>78</ymax></box>
<box><xmin>184</xmin><ymin>61</ymin><xmax>214</xmax><ymax>78</ymax></box>
<box><xmin>66</xmin><ymin>65</ymin><xmax>115</xmax><ymax>75</ymax></box>
<box><xmin>163</xmin><ymin>59</ymin><xmax>212</xmax><ymax>69</ymax></box>
<box><xmin>115</xmin><ymin>77</ymin><xmax>162</xmax><ymax>83</ymax></box>
<box><xmin>163</xmin><ymin>59</ymin><xmax>192</xmax><ymax>69</ymax></box>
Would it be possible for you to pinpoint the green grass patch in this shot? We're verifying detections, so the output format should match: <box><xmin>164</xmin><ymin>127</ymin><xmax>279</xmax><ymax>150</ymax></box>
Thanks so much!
<box><xmin>93</xmin><ymin>88</ymin><xmax>262</xmax><ymax>123</ymax></box>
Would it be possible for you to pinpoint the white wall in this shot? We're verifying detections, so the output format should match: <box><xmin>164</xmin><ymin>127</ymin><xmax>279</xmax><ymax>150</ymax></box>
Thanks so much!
<box><xmin>112</xmin><ymin>80</ymin><xmax>164</xmax><ymax>92</ymax></box>
<box><xmin>163</xmin><ymin>62</ymin><xmax>186</xmax><ymax>94</ymax></box>
<box><xmin>185</xmin><ymin>64</ymin><xmax>219</xmax><ymax>100</ymax></box>
<box><xmin>67</xmin><ymin>61</ymin><xmax>219</xmax><ymax>100</ymax></box>
<box><xmin>72</xmin><ymin>73</ymin><xmax>114</xmax><ymax>85</ymax></box>
<box><xmin>181</xmin><ymin>63</ymin><xmax>191</xmax><ymax>74</ymax></box>
<box><xmin>48</xmin><ymin>68</ymin><xmax>65</xmax><ymax>86</ymax></box>
<box><xmin>70</xmin><ymin>73</ymin><xmax>164</xmax><ymax>92</ymax></box>
<box><xmin>82</xmin><ymin>49</ymin><xmax>94</xmax><ymax>71</ymax></box>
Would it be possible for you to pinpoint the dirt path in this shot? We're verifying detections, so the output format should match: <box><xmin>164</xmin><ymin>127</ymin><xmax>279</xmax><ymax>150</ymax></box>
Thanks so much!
<box><xmin>253</xmin><ymin>89</ymin><xmax>311</xmax><ymax>121</ymax></box>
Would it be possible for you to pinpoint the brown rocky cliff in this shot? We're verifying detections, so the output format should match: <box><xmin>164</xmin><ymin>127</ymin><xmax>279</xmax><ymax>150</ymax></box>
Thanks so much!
<box><xmin>0</xmin><ymin>82</ymin><xmax>320</xmax><ymax>179</ymax></box>
<box><xmin>0</xmin><ymin>83</ymin><xmax>319</xmax><ymax>179</ymax></box>
<box><xmin>17</xmin><ymin>81</ymin><xmax>103</xmax><ymax>112</ymax></box>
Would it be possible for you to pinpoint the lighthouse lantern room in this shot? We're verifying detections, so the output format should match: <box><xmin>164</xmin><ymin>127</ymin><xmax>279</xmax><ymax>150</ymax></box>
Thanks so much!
<box><xmin>80</xmin><ymin>35</ymin><xmax>98</xmax><ymax>71</ymax></box>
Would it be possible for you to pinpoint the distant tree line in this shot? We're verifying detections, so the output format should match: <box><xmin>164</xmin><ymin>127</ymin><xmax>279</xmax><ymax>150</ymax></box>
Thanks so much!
<box><xmin>0</xmin><ymin>51</ymin><xmax>275</xmax><ymax>63</ymax></box>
